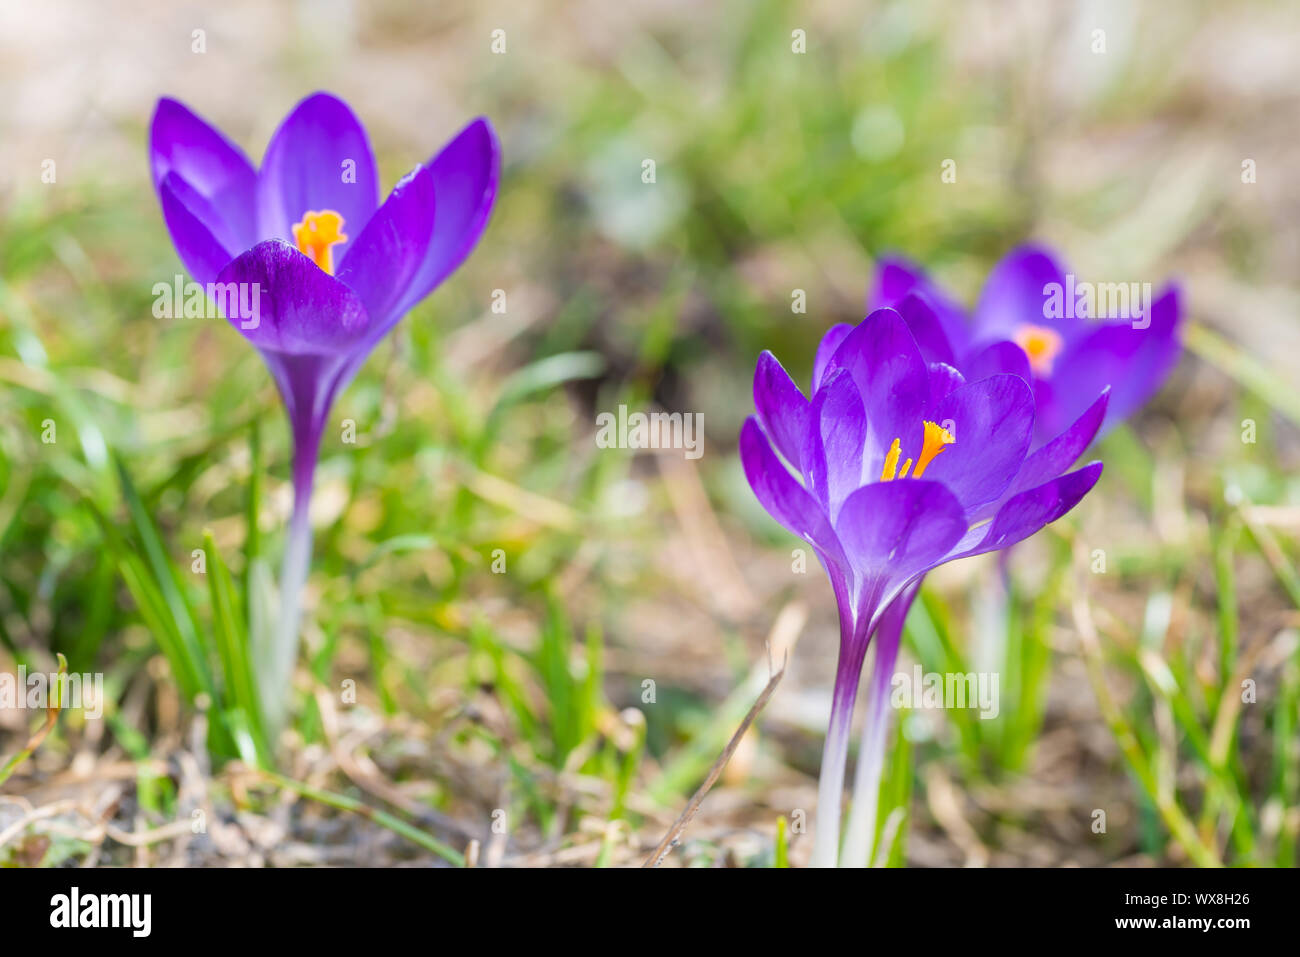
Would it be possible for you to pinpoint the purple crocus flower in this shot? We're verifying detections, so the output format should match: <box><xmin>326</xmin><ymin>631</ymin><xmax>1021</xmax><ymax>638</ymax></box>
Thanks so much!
<box><xmin>149</xmin><ymin>92</ymin><xmax>499</xmax><ymax>725</ymax></box>
<box><xmin>870</xmin><ymin>244</ymin><xmax>1183</xmax><ymax>444</ymax></box>
<box><xmin>741</xmin><ymin>307</ymin><xmax>1106</xmax><ymax>866</ymax></box>
<box><xmin>827</xmin><ymin>245</ymin><xmax>1185</xmax><ymax>864</ymax></box>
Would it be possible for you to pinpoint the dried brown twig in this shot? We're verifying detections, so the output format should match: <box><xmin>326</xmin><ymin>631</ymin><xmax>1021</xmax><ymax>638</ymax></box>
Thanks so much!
<box><xmin>643</xmin><ymin>655</ymin><xmax>786</xmax><ymax>868</ymax></box>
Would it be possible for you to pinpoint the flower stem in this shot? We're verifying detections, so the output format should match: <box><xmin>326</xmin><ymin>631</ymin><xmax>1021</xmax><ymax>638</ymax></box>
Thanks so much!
<box><xmin>841</xmin><ymin>584</ymin><xmax>916</xmax><ymax>867</ymax></box>
<box><xmin>812</xmin><ymin>634</ymin><xmax>867</xmax><ymax>868</ymax></box>
<box><xmin>263</xmin><ymin>425</ymin><xmax>321</xmax><ymax>737</ymax></box>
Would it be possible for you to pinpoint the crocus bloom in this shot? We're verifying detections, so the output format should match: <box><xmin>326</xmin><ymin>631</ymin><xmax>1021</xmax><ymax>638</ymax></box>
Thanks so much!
<box><xmin>870</xmin><ymin>244</ymin><xmax>1183</xmax><ymax>444</ymax></box>
<box><xmin>832</xmin><ymin>246</ymin><xmax>1184</xmax><ymax>864</ymax></box>
<box><xmin>149</xmin><ymin>92</ymin><xmax>499</xmax><ymax>726</ymax></box>
<box><xmin>741</xmin><ymin>307</ymin><xmax>1106</xmax><ymax>866</ymax></box>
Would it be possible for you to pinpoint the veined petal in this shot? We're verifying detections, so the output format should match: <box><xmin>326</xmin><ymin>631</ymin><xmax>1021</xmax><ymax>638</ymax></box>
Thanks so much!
<box><xmin>952</xmin><ymin>462</ymin><xmax>1103</xmax><ymax>560</ymax></box>
<box><xmin>158</xmin><ymin>173</ymin><xmax>237</xmax><ymax>287</ymax></box>
<box><xmin>1010</xmin><ymin>388</ymin><xmax>1109</xmax><ymax>496</ymax></box>
<box><xmin>215</xmin><ymin>240</ymin><xmax>370</xmax><ymax>355</ymax></box>
<box><xmin>926</xmin><ymin>362</ymin><xmax>966</xmax><ymax>415</ymax></box>
<box><xmin>753</xmin><ymin>350</ymin><xmax>810</xmax><ymax>471</ymax></box>
<box><xmin>812</xmin><ymin>323</ymin><xmax>853</xmax><ymax>394</ymax></box>
<box><xmin>823</xmin><ymin>308</ymin><xmax>930</xmax><ymax>480</ymax></box>
<box><xmin>394</xmin><ymin>117</ymin><xmax>501</xmax><ymax>316</ymax></box>
<box><xmin>336</xmin><ymin>165</ymin><xmax>438</xmax><ymax>342</ymax></box>
<box><xmin>150</xmin><ymin>97</ymin><xmax>258</xmax><ymax>253</ymax></box>
<box><xmin>834</xmin><ymin>479</ymin><xmax>967</xmax><ymax>621</ymax></box>
<box><xmin>257</xmin><ymin>92</ymin><xmax>380</xmax><ymax>256</ymax></box>
<box><xmin>921</xmin><ymin>373</ymin><xmax>1034</xmax><ymax>513</ymax></box>
<box><xmin>803</xmin><ymin>369</ymin><xmax>867</xmax><ymax>521</ymax></box>
<box><xmin>739</xmin><ymin>417</ymin><xmax>848</xmax><ymax>570</ymax></box>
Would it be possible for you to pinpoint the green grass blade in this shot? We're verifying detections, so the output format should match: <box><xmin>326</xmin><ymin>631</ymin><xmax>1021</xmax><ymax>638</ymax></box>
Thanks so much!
<box><xmin>113</xmin><ymin>455</ymin><xmax>213</xmax><ymax>696</ymax></box>
<box><xmin>203</xmin><ymin>529</ymin><xmax>268</xmax><ymax>764</ymax></box>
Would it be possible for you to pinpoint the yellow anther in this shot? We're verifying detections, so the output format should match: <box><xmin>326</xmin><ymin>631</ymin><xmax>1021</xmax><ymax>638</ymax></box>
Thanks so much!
<box><xmin>881</xmin><ymin>438</ymin><xmax>902</xmax><ymax>482</ymax></box>
<box><xmin>1013</xmin><ymin>323</ymin><xmax>1065</xmax><ymax>377</ymax></box>
<box><xmin>880</xmin><ymin>420</ymin><xmax>954</xmax><ymax>482</ymax></box>
<box><xmin>292</xmin><ymin>210</ymin><xmax>347</xmax><ymax>275</ymax></box>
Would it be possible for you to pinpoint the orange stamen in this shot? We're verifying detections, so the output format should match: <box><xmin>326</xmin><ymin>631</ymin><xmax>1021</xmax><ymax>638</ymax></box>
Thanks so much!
<box><xmin>880</xmin><ymin>420</ymin><xmax>954</xmax><ymax>482</ymax></box>
<box><xmin>292</xmin><ymin>210</ymin><xmax>347</xmax><ymax>275</ymax></box>
<box><xmin>911</xmin><ymin>420</ymin><xmax>954</xmax><ymax>478</ymax></box>
<box><xmin>1013</xmin><ymin>323</ymin><xmax>1065</xmax><ymax>377</ymax></box>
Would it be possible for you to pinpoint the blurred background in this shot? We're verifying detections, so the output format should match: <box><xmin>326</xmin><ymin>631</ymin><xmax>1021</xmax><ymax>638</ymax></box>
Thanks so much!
<box><xmin>1</xmin><ymin>0</ymin><xmax>1297</xmax><ymax>867</ymax></box>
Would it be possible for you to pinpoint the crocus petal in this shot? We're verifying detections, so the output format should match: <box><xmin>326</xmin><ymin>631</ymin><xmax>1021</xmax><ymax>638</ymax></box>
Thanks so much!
<box><xmin>739</xmin><ymin>417</ymin><xmax>850</xmax><ymax>584</ymax></box>
<box><xmin>1009</xmin><ymin>388</ymin><xmax>1109</xmax><ymax>497</ymax></box>
<box><xmin>336</xmin><ymin>165</ymin><xmax>438</xmax><ymax>343</ymax></box>
<box><xmin>873</xmin><ymin>256</ymin><xmax>925</xmax><ymax>304</ymax></box>
<box><xmin>150</xmin><ymin>97</ymin><xmax>258</xmax><ymax>253</ymax></box>
<box><xmin>921</xmin><ymin>374</ymin><xmax>1034</xmax><ymax>513</ymax></box>
<box><xmin>1040</xmin><ymin>285</ymin><xmax>1182</xmax><ymax>438</ymax></box>
<box><xmin>872</xmin><ymin>257</ymin><xmax>929</xmax><ymax>305</ymax></box>
<box><xmin>962</xmin><ymin>339</ymin><xmax>1032</xmax><ymax>384</ymax></box>
<box><xmin>393</xmin><ymin>117</ymin><xmax>501</xmax><ymax>316</ymax></box>
<box><xmin>257</xmin><ymin>92</ymin><xmax>380</xmax><ymax>256</ymax></box>
<box><xmin>812</xmin><ymin>323</ymin><xmax>853</xmax><ymax>394</ymax></box>
<box><xmin>753</xmin><ymin>350</ymin><xmax>810</xmax><ymax>471</ymax></box>
<box><xmin>926</xmin><ymin>362</ymin><xmax>965</xmax><ymax>414</ymax></box>
<box><xmin>834</xmin><ymin>479</ymin><xmax>968</xmax><ymax>621</ymax></box>
<box><xmin>215</xmin><ymin>240</ymin><xmax>370</xmax><ymax>354</ymax></box>
<box><xmin>953</xmin><ymin>462</ymin><xmax>1103</xmax><ymax>559</ymax></box>
<box><xmin>740</xmin><ymin>417</ymin><xmax>830</xmax><ymax>543</ymax></box>
<box><xmin>158</xmin><ymin>173</ymin><xmax>237</xmax><ymax>286</ymax></box>
<box><xmin>870</xmin><ymin>256</ymin><xmax>970</xmax><ymax>356</ymax></box>
<box><xmin>803</xmin><ymin>369</ymin><xmax>867</xmax><ymax>520</ymax></box>
<box><xmin>971</xmin><ymin>244</ymin><xmax>1077</xmax><ymax>345</ymax></box>
<box><xmin>823</xmin><ymin>308</ymin><xmax>930</xmax><ymax>479</ymax></box>
<box><xmin>896</xmin><ymin>293</ymin><xmax>955</xmax><ymax>366</ymax></box>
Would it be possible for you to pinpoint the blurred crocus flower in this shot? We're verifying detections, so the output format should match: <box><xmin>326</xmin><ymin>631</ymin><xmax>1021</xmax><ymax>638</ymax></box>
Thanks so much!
<box><xmin>741</xmin><ymin>308</ymin><xmax>1106</xmax><ymax>866</ymax></box>
<box><xmin>149</xmin><ymin>92</ymin><xmax>499</xmax><ymax>725</ymax></box>
<box><xmin>870</xmin><ymin>244</ymin><xmax>1183</xmax><ymax>444</ymax></box>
